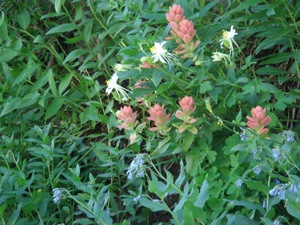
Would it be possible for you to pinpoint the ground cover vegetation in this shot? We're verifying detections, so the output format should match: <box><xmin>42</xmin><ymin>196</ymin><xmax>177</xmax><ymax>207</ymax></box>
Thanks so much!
<box><xmin>0</xmin><ymin>0</ymin><xmax>300</xmax><ymax>224</ymax></box>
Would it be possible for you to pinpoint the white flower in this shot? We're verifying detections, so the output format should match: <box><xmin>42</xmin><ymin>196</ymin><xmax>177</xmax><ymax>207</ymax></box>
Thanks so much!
<box><xmin>220</xmin><ymin>25</ymin><xmax>238</xmax><ymax>56</ymax></box>
<box><xmin>211</xmin><ymin>52</ymin><xmax>232</xmax><ymax>66</ymax></box>
<box><xmin>150</xmin><ymin>41</ymin><xmax>176</xmax><ymax>67</ymax></box>
<box><xmin>105</xmin><ymin>73</ymin><xmax>130</xmax><ymax>101</ymax></box>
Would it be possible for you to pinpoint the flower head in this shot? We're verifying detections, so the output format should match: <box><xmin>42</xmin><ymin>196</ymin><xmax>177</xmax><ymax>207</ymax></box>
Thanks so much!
<box><xmin>246</xmin><ymin>106</ymin><xmax>271</xmax><ymax>135</ymax></box>
<box><xmin>176</xmin><ymin>96</ymin><xmax>197</xmax><ymax>123</ymax></box>
<box><xmin>235</xmin><ymin>179</ymin><xmax>243</xmax><ymax>187</ymax></box>
<box><xmin>147</xmin><ymin>104</ymin><xmax>171</xmax><ymax>133</ymax></box>
<box><xmin>211</xmin><ymin>52</ymin><xmax>232</xmax><ymax>67</ymax></box>
<box><xmin>166</xmin><ymin>4</ymin><xmax>185</xmax><ymax>24</ymax></box>
<box><xmin>220</xmin><ymin>25</ymin><xmax>238</xmax><ymax>56</ymax></box>
<box><xmin>53</xmin><ymin>188</ymin><xmax>66</xmax><ymax>204</ymax></box>
<box><xmin>150</xmin><ymin>41</ymin><xmax>176</xmax><ymax>67</ymax></box>
<box><xmin>126</xmin><ymin>154</ymin><xmax>146</xmax><ymax>180</ymax></box>
<box><xmin>176</xmin><ymin>19</ymin><xmax>197</xmax><ymax>43</ymax></box>
<box><xmin>117</xmin><ymin>106</ymin><xmax>138</xmax><ymax>130</ymax></box>
<box><xmin>106</xmin><ymin>73</ymin><xmax>130</xmax><ymax>101</ymax></box>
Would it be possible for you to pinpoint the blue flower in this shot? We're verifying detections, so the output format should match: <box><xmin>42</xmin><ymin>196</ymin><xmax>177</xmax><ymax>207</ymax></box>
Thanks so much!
<box><xmin>282</xmin><ymin>130</ymin><xmax>295</xmax><ymax>143</ymax></box>
<box><xmin>126</xmin><ymin>154</ymin><xmax>146</xmax><ymax>180</ymax></box>
<box><xmin>289</xmin><ymin>183</ymin><xmax>299</xmax><ymax>194</ymax></box>
<box><xmin>253</xmin><ymin>165</ymin><xmax>261</xmax><ymax>175</ymax></box>
<box><xmin>272</xmin><ymin>148</ymin><xmax>281</xmax><ymax>161</ymax></box>
<box><xmin>235</xmin><ymin>179</ymin><xmax>243</xmax><ymax>187</ymax></box>
<box><xmin>53</xmin><ymin>188</ymin><xmax>65</xmax><ymax>204</ymax></box>
<box><xmin>269</xmin><ymin>185</ymin><xmax>279</xmax><ymax>196</ymax></box>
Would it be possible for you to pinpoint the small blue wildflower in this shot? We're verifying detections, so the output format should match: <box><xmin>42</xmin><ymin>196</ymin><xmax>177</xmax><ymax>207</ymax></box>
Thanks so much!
<box><xmin>278</xmin><ymin>185</ymin><xmax>286</xmax><ymax>200</ymax></box>
<box><xmin>239</xmin><ymin>128</ymin><xmax>246</xmax><ymax>141</ymax></box>
<box><xmin>275</xmin><ymin>179</ymin><xmax>281</xmax><ymax>185</ymax></box>
<box><xmin>272</xmin><ymin>148</ymin><xmax>281</xmax><ymax>161</ymax></box>
<box><xmin>289</xmin><ymin>183</ymin><xmax>299</xmax><ymax>194</ymax></box>
<box><xmin>253</xmin><ymin>165</ymin><xmax>261</xmax><ymax>175</ymax></box>
<box><xmin>269</xmin><ymin>185</ymin><xmax>279</xmax><ymax>196</ymax></box>
<box><xmin>53</xmin><ymin>188</ymin><xmax>65</xmax><ymax>204</ymax></box>
<box><xmin>282</xmin><ymin>130</ymin><xmax>295</xmax><ymax>143</ymax></box>
<box><xmin>235</xmin><ymin>179</ymin><xmax>243</xmax><ymax>187</ymax></box>
<box><xmin>273</xmin><ymin>219</ymin><xmax>281</xmax><ymax>225</ymax></box>
<box><xmin>262</xmin><ymin>200</ymin><xmax>266</xmax><ymax>208</ymax></box>
<box><xmin>133</xmin><ymin>195</ymin><xmax>141</xmax><ymax>203</ymax></box>
<box><xmin>126</xmin><ymin>154</ymin><xmax>146</xmax><ymax>180</ymax></box>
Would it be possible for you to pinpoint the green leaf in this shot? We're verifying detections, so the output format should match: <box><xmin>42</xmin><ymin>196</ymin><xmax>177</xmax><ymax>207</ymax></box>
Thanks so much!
<box><xmin>63</xmin><ymin>49</ymin><xmax>87</xmax><ymax>64</ymax></box>
<box><xmin>152</xmin><ymin>70</ymin><xmax>164</xmax><ymax>87</ymax></box>
<box><xmin>227</xmin><ymin>213</ymin><xmax>260</xmax><ymax>225</ymax></box>
<box><xmin>0</xmin><ymin>48</ymin><xmax>19</xmax><ymax>63</ymax></box>
<box><xmin>286</xmin><ymin>199</ymin><xmax>300</xmax><ymax>220</ymax></box>
<box><xmin>55</xmin><ymin>0</ymin><xmax>65</xmax><ymax>14</ymax></box>
<box><xmin>139</xmin><ymin>197</ymin><xmax>168</xmax><ymax>212</ymax></box>
<box><xmin>260</xmin><ymin>52</ymin><xmax>294</xmax><ymax>65</ymax></box>
<box><xmin>45</xmin><ymin>97</ymin><xmax>65</xmax><ymax>120</ymax></box>
<box><xmin>182</xmin><ymin>134</ymin><xmax>195</xmax><ymax>152</ymax></box>
<box><xmin>255</xmin><ymin>66</ymin><xmax>286</xmax><ymax>76</ymax></box>
<box><xmin>17</xmin><ymin>9</ymin><xmax>30</xmax><ymax>30</ymax></box>
<box><xmin>7</xmin><ymin>203</ymin><xmax>22</xmax><ymax>225</ymax></box>
<box><xmin>200</xmin><ymin>81</ymin><xmax>212</xmax><ymax>93</ymax></box>
<box><xmin>46</xmin><ymin>23</ymin><xmax>76</xmax><ymax>35</ymax></box>
<box><xmin>194</xmin><ymin>178</ymin><xmax>209</xmax><ymax>208</ymax></box>
<box><xmin>0</xmin><ymin>11</ymin><xmax>10</xmax><ymax>41</ymax></box>
<box><xmin>47</xmin><ymin>69</ymin><xmax>58</xmax><ymax>96</ymax></box>
<box><xmin>59</xmin><ymin>72</ymin><xmax>73</xmax><ymax>95</ymax></box>
<box><xmin>84</xmin><ymin>19</ymin><xmax>93</xmax><ymax>42</ymax></box>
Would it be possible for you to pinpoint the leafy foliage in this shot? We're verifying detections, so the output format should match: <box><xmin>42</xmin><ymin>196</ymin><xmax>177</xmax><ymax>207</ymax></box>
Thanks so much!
<box><xmin>0</xmin><ymin>0</ymin><xmax>299</xmax><ymax>224</ymax></box>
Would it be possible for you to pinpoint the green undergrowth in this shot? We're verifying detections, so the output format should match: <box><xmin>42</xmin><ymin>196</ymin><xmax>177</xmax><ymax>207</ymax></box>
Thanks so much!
<box><xmin>0</xmin><ymin>0</ymin><xmax>299</xmax><ymax>224</ymax></box>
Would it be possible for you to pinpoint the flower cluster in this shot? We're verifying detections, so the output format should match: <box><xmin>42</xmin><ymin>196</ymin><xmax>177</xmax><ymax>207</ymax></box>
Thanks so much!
<box><xmin>246</xmin><ymin>106</ymin><xmax>271</xmax><ymax>136</ymax></box>
<box><xmin>147</xmin><ymin>104</ymin><xmax>171</xmax><ymax>134</ymax></box>
<box><xmin>175</xmin><ymin>96</ymin><xmax>198</xmax><ymax>134</ymax></box>
<box><xmin>126</xmin><ymin>154</ymin><xmax>146</xmax><ymax>180</ymax></box>
<box><xmin>53</xmin><ymin>188</ymin><xmax>66</xmax><ymax>204</ymax></box>
<box><xmin>166</xmin><ymin>4</ymin><xmax>200</xmax><ymax>58</ymax></box>
<box><xmin>117</xmin><ymin>106</ymin><xmax>138</xmax><ymax>130</ymax></box>
<box><xmin>150</xmin><ymin>41</ymin><xmax>176</xmax><ymax>67</ymax></box>
<box><xmin>269</xmin><ymin>181</ymin><xmax>300</xmax><ymax>200</ymax></box>
<box><xmin>212</xmin><ymin>25</ymin><xmax>238</xmax><ymax>67</ymax></box>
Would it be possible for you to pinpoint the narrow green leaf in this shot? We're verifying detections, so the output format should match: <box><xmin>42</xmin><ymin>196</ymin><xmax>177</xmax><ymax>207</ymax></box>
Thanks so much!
<box><xmin>63</xmin><ymin>49</ymin><xmax>87</xmax><ymax>64</ymax></box>
<box><xmin>47</xmin><ymin>69</ymin><xmax>58</xmax><ymax>96</ymax></box>
<box><xmin>260</xmin><ymin>52</ymin><xmax>294</xmax><ymax>65</ymax></box>
<box><xmin>84</xmin><ymin>19</ymin><xmax>93</xmax><ymax>42</ymax></box>
<box><xmin>55</xmin><ymin>0</ymin><xmax>65</xmax><ymax>13</ymax></box>
<box><xmin>45</xmin><ymin>97</ymin><xmax>64</xmax><ymax>120</ymax></box>
<box><xmin>194</xmin><ymin>179</ymin><xmax>209</xmax><ymax>208</ymax></box>
<box><xmin>0</xmin><ymin>11</ymin><xmax>10</xmax><ymax>41</ymax></box>
<box><xmin>46</xmin><ymin>23</ymin><xmax>76</xmax><ymax>35</ymax></box>
<box><xmin>7</xmin><ymin>203</ymin><xmax>22</xmax><ymax>225</ymax></box>
<box><xmin>59</xmin><ymin>72</ymin><xmax>73</xmax><ymax>95</ymax></box>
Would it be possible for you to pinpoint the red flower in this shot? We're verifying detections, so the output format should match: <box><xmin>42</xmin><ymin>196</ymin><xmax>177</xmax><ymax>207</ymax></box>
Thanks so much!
<box><xmin>246</xmin><ymin>106</ymin><xmax>271</xmax><ymax>135</ymax></box>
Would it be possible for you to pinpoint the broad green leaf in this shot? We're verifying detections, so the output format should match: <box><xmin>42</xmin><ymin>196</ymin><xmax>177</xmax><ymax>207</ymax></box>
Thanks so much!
<box><xmin>0</xmin><ymin>48</ymin><xmax>19</xmax><ymax>63</ymax></box>
<box><xmin>59</xmin><ymin>72</ymin><xmax>73</xmax><ymax>95</ymax></box>
<box><xmin>200</xmin><ymin>81</ymin><xmax>212</xmax><ymax>93</ymax></box>
<box><xmin>152</xmin><ymin>141</ymin><xmax>170</xmax><ymax>155</ymax></box>
<box><xmin>255</xmin><ymin>66</ymin><xmax>286</xmax><ymax>76</ymax></box>
<box><xmin>182</xmin><ymin>134</ymin><xmax>195</xmax><ymax>152</ymax></box>
<box><xmin>286</xmin><ymin>199</ymin><xmax>300</xmax><ymax>220</ymax></box>
<box><xmin>194</xmin><ymin>179</ymin><xmax>209</xmax><ymax>208</ymax></box>
<box><xmin>45</xmin><ymin>97</ymin><xmax>65</xmax><ymax>120</ymax></box>
<box><xmin>152</xmin><ymin>70</ymin><xmax>164</xmax><ymax>87</ymax></box>
<box><xmin>226</xmin><ymin>213</ymin><xmax>260</xmax><ymax>225</ymax></box>
<box><xmin>17</xmin><ymin>9</ymin><xmax>30</xmax><ymax>30</ymax></box>
<box><xmin>138</xmin><ymin>197</ymin><xmax>168</xmax><ymax>212</ymax></box>
<box><xmin>63</xmin><ymin>49</ymin><xmax>87</xmax><ymax>64</ymax></box>
<box><xmin>46</xmin><ymin>23</ymin><xmax>76</xmax><ymax>35</ymax></box>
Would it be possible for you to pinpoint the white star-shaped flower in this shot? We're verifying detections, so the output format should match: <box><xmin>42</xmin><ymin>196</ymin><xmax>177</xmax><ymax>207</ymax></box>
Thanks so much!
<box><xmin>106</xmin><ymin>73</ymin><xmax>130</xmax><ymax>101</ymax></box>
<box><xmin>220</xmin><ymin>25</ymin><xmax>238</xmax><ymax>56</ymax></box>
<box><xmin>150</xmin><ymin>41</ymin><xmax>176</xmax><ymax>67</ymax></box>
